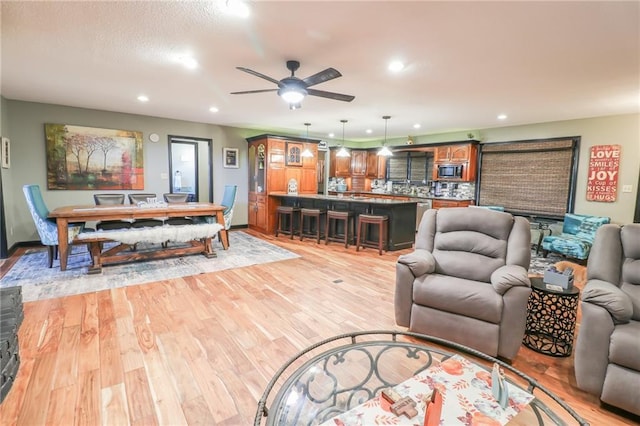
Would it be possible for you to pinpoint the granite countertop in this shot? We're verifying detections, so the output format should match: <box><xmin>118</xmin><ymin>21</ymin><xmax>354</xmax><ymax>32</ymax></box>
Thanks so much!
<box><xmin>326</xmin><ymin>190</ymin><xmax>475</xmax><ymax>202</ymax></box>
<box><xmin>269</xmin><ymin>192</ymin><xmax>419</xmax><ymax>205</ymax></box>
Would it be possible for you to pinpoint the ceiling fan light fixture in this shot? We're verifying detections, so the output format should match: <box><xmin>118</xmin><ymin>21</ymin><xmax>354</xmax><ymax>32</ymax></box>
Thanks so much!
<box><xmin>279</xmin><ymin>86</ymin><xmax>307</xmax><ymax>104</ymax></box>
<box><xmin>377</xmin><ymin>115</ymin><xmax>393</xmax><ymax>156</ymax></box>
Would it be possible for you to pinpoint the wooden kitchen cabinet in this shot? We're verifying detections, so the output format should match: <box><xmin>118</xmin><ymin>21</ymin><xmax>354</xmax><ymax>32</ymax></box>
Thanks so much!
<box><xmin>331</xmin><ymin>149</ymin><xmax>351</xmax><ymax>177</ymax></box>
<box><xmin>350</xmin><ymin>150</ymin><xmax>368</xmax><ymax>176</ymax></box>
<box><xmin>434</xmin><ymin>143</ymin><xmax>477</xmax><ymax>163</ymax></box>
<box><xmin>432</xmin><ymin>199</ymin><xmax>473</xmax><ymax>209</ymax></box>
<box><xmin>247</xmin><ymin>134</ymin><xmax>320</xmax><ymax>234</ymax></box>
<box><xmin>366</xmin><ymin>151</ymin><xmax>387</xmax><ymax>179</ymax></box>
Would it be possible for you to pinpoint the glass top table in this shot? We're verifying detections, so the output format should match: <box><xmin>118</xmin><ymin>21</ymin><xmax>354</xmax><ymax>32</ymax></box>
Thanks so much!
<box><xmin>254</xmin><ymin>331</ymin><xmax>588</xmax><ymax>426</ymax></box>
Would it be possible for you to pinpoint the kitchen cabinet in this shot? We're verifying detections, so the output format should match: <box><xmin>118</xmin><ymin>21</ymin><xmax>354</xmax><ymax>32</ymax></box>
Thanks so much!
<box><xmin>432</xmin><ymin>199</ymin><xmax>473</xmax><ymax>209</ymax></box>
<box><xmin>434</xmin><ymin>143</ymin><xmax>476</xmax><ymax>163</ymax></box>
<box><xmin>366</xmin><ymin>151</ymin><xmax>387</xmax><ymax>179</ymax></box>
<box><xmin>350</xmin><ymin>150</ymin><xmax>368</xmax><ymax>176</ymax></box>
<box><xmin>432</xmin><ymin>142</ymin><xmax>478</xmax><ymax>182</ymax></box>
<box><xmin>330</xmin><ymin>149</ymin><xmax>351</xmax><ymax>177</ymax></box>
<box><xmin>247</xmin><ymin>134</ymin><xmax>320</xmax><ymax>234</ymax></box>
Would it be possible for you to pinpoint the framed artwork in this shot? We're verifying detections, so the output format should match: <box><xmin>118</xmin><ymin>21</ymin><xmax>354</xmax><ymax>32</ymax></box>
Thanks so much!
<box><xmin>45</xmin><ymin>123</ymin><xmax>144</xmax><ymax>190</ymax></box>
<box><xmin>1</xmin><ymin>137</ymin><xmax>10</xmax><ymax>169</ymax></box>
<box><xmin>223</xmin><ymin>147</ymin><xmax>239</xmax><ymax>168</ymax></box>
<box><xmin>286</xmin><ymin>142</ymin><xmax>303</xmax><ymax>166</ymax></box>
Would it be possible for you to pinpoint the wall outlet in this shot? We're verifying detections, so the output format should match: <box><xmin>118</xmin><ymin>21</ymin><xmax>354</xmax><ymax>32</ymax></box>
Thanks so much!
<box><xmin>622</xmin><ymin>185</ymin><xmax>633</xmax><ymax>193</ymax></box>
<box><xmin>10</xmin><ymin>227</ymin><xmax>13</xmax><ymax>236</ymax></box>
<box><xmin>160</xmin><ymin>173</ymin><xmax>168</xmax><ymax>179</ymax></box>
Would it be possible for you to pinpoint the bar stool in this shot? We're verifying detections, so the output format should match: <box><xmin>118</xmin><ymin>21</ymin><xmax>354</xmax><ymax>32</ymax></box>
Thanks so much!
<box><xmin>299</xmin><ymin>208</ymin><xmax>326</xmax><ymax>243</ymax></box>
<box><xmin>275</xmin><ymin>206</ymin><xmax>301</xmax><ymax>239</ymax></box>
<box><xmin>356</xmin><ymin>214</ymin><xmax>389</xmax><ymax>255</ymax></box>
<box><xmin>325</xmin><ymin>210</ymin><xmax>355</xmax><ymax>248</ymax></box>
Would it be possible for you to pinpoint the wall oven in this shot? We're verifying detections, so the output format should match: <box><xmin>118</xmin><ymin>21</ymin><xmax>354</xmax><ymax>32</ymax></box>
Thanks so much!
<box><xmin>437</xmin><ymin>164</ymin><xmax>463</xmax><ymax>179</ymax></box>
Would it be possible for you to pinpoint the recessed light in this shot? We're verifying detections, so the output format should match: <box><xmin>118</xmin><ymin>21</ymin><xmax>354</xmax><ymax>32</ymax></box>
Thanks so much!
<box><xmin>225</xmin><ymin>0</ymin><xmax>250</xmax><ymax>18</ymax></box>
<box><xmin>209</xmin><ymin>106</ymin><xmax>219</xmax><ymax>113</ymax></box>
<box><xmin>497</xmin><ymin>114</ymin><xmax>508</xmax><ymax>120</ymax></box>
<box><xmin>328</xmin><ymin>133</ymin><xmax>335</xmax><ymax>138</ymax></box>
<box><xmin>137</xmin><ymin>95</ymin><xmax>149</xmax><ymax>102</ymax></box>
<box><xmin>413</xmin><ymin>123</ymin><xmax>421</xmax><ymax>129</ymax></box>
<box><xmin>388</xmin><ymin>60</ymin><xmax>405</xmax><ymax>72</ymax></box>
<box><xmin>178</xmin><ymin>56</ymin><xmax>198</xmax><ymax>70</ymax></box>
<box><xmin>366</xmin><ymin>129</ymin><xmax>372</xmax><ymax>134</ymax></box>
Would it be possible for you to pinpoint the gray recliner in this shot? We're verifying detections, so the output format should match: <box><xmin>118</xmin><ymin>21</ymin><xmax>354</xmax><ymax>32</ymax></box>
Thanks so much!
<box><xmin>574</xmin><ymin>223</ymin><xmax>640</xmax><ymax>416</ymax></box>
<box><xmin>395</xmin><ymin>207</ymin><xmax>531</xmax><ymax>361</ymax></box>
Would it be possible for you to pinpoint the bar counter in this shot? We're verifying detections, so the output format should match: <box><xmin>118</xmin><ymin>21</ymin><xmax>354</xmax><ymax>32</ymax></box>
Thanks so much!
<box><xmin>270</xmin><ymin>193</ymin><xmax>417</xmax><ymax>251</ymax></box>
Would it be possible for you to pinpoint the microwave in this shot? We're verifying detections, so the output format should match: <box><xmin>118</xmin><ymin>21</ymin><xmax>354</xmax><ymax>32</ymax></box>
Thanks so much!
<box><xmin>437</xmin><ymin>164</ymin><xmax>464</xmax><ymax>179</ymax></box>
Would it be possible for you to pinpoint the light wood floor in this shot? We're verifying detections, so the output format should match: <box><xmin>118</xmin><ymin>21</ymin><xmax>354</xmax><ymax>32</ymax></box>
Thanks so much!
<box><xmin>0</xmin><ymin>229</ymin><xmax>638</xmax><ymax>425</ymax></box>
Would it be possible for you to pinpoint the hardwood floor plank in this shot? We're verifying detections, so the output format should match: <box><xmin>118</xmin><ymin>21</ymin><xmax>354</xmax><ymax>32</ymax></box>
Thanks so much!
<box><xmin>46</xmin><ymin>384</ymin><xmax>77</xmax><ymax>425</ymax></box>
<box><xmin>16</xmin><ymin>353</ymin><xmax>56</xmax><ymax>425</ymax></box>
<box><xmin>52</xmin><ymin>325</ymin><xmax>80</xmax><ymax>389</ymax></box>
<box><xmin>141</xmin><ymin>346</ymin><xmax>188</xmax><ymax>425</ymax></box>
<box><xmin>101</xmin><ymin>382</ymin><xmax>130</xmax><ymax>426</ymax></box>
<box><xmin>78</xmin><ymin>292</ymin><xmax>100</xmax><ymax>374</ymax></box>
<box><xmin>98</xmin><ymin>291</ymin><xmax>124</xmax><ymax>388</ymax></box>
<box><xmin>123</xmin><ymin>367</ymin><xmax>157</xmax><ymax>424</ymax></box>
<box><xmin>75</xmin><ymin>369</ymin><xmax>100</xmax><ymax>426</ymax></box>
<box><xmin>2</xmin><ymin>229</ymin><xmax>638</xmax><ymax>425</ymax></box>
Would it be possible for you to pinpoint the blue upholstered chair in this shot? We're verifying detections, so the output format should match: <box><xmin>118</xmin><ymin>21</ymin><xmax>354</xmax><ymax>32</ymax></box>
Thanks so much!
<box><xmin>220</xmin><ymin>185</ymin><xmax>238</xmax><ymax>230</ymax></box>
<box><xmin>541</xmin><ymin>213</ymin><xmax>610</xmax><ymax>261</ymax></box>
<box><xmin>23</xmin><ymin>184</ymin><xmax>86</xmax><ymax>268</ymax></box>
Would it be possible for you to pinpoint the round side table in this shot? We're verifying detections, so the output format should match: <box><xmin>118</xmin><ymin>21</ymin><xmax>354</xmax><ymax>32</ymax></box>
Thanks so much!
<box><xmin>523</xmin><ymin>277</ymin><xmax>580</xmax><ymax>357</ymax></box>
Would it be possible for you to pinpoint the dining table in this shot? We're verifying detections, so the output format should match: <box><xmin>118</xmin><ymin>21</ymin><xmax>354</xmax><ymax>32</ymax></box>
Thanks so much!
<box><xmin>48</xmin><ymin>202</ymin><xmax>229</xmax><ymax>271</ymax></box>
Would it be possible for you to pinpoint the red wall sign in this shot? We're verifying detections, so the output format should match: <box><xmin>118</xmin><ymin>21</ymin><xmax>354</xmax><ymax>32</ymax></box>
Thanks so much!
<box><xmin>586</xmin><ymin>144</ymin><xmax>620</xmax><ymax>202</ymax></box>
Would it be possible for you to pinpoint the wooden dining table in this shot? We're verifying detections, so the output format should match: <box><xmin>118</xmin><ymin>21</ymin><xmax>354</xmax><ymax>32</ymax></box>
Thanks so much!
<box><xmin>49</xmin><ymin>203</ymin><xmax>229</xmax><ymax>271</ymax></box>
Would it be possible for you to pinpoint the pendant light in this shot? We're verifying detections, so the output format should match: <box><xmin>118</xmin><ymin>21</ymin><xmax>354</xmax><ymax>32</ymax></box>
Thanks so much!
<box><xmin>377</xmin><ymin>115</ymin><xmax>393</xmax><ymax>156</ymax></box>
<box><xmin>336</xmin><ymin>119</ymin><xmax>351</xmax><ymax>157</ymax></box>
<box><xmin>301</xmin><ymin>123</ymin><xmax>314</xmax><ymax>158</ymax></box>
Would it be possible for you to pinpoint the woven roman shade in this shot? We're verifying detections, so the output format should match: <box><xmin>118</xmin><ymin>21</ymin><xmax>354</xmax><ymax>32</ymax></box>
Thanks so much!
<box><xmin>479</xmin><ymin>139</ymin><xmax>576</xmax><ymax>217</ymax></box>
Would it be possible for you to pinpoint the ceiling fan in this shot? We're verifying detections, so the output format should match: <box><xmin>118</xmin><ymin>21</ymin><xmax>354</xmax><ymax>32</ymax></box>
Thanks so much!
<box><xmin>230</xmin><ymin>60</ymin><xmax>355</xmax><ymax>109</ymax></box>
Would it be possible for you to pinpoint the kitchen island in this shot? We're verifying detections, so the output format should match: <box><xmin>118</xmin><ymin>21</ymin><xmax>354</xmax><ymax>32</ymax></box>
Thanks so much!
<box><xmin>270</xmin><ymin>193</ymin><xmax>418</xmax><ymax>251</ymax></box>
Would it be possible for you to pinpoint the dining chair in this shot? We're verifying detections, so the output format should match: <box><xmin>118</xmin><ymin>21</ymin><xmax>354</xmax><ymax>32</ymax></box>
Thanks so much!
<box><xmin>93</xmin><ymin>193</ymin><xmax>132</xmax><ymax>230</ymax></box>
<box><xmin>163</xmin><ymin>193</ymin><xmax>193</xmax><ymax>225</ymax></box>
<box><xmin>127</xmin><ymin>193</ymin><xmax>164</xmax><ymax>228</ymax></box>
<box><xmin>23</xmin><ymin>184</ymin><xmax>87</xmax><ymax>268</ymax></box>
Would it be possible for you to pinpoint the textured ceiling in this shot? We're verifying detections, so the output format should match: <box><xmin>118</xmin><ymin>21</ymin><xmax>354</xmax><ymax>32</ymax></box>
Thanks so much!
<box><xmin>1</xmin><ymin>1</ymin><xmax>638</xmax><ymax>143</ymax></box>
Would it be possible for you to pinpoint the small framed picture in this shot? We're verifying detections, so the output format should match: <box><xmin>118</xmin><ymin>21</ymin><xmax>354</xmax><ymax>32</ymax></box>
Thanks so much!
<box><xmin>1</xmin><ymin>137</ymin><xmax>9</xmax><ymax>169</ymax></box>
<box><xmin>223</xmin><ymin>147</ymin><xmax>239</xmax><ymax>168</ymax></box>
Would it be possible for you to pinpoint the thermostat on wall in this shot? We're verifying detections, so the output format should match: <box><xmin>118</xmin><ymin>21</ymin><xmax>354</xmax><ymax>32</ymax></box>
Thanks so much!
<box><xmin>149</xmin><ymin>133</ymin><xmax>160</xmax><ymax>143</ymax></box>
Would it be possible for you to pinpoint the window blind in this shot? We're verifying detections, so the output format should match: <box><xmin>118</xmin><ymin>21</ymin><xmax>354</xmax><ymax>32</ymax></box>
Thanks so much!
<box><xmin>478</xmin><ymin>139</ymin><xmax>577</xmax><ymax>217</ymax></box>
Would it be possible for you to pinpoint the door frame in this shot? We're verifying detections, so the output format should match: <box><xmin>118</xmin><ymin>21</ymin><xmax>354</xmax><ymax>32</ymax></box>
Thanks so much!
<box><xmin>168</xmin><ymin>135</ymin><xmax>213</xmax><ymax>202</ymax></box>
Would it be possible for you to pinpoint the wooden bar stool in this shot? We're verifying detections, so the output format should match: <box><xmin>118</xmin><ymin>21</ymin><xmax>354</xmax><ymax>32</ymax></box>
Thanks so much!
<box><xmin>325</xmin><ymin>210</ymin><xmax>355</xmax><ymax>248</ymax></box>
<box><xmin>299</xmin><ymin>208</ymin><xmax>326</xmax><ymax>243</ymax></box>
<box><xmin>356</xmin><ymin>214</ymin><xmax>389</xmax><ymax>255</ymax></box>
<box><xmin>275</xmin><ymin>206</ymin><xmax>300</xmax><ymax>239</ymax></box>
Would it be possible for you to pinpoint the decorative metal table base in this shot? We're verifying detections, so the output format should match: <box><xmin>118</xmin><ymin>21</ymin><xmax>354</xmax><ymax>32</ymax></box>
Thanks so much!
<box><xmin>523</xmin><ymin>278</ymin><xmax>580</xmax><ymax>357</ymax></box>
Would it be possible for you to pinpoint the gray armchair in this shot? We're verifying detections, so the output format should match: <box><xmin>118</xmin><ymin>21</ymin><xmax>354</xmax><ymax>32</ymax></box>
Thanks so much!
<box><xmin>574</xmin><ymin>223</ymin><xmax>640</xmax><ymax>416</ymax></box>
<box><xmin>395</xmin><ymin>207</ymin><xmax>531</xmax><ymax>361</ymax></box>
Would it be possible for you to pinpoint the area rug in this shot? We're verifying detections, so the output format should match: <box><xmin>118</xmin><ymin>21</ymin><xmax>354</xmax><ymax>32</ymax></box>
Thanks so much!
<box><xmin>0</xmin><ymin>231</ymin><xmax>300</xmax><ymax>302</ymax></box>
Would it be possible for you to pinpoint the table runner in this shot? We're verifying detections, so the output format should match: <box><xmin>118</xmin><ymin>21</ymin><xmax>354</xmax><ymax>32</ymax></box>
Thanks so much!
<box><xmin>322</xmin><ymin>354</ymin><xmax>534</xmax><ymax>426</ymax></box>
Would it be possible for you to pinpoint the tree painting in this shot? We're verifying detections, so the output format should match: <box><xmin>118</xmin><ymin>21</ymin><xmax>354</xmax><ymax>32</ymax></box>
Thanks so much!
<box><xmin>45</xmin><ymin>124</ymin><xmax>144</xmax><ymax>190</ymax></box>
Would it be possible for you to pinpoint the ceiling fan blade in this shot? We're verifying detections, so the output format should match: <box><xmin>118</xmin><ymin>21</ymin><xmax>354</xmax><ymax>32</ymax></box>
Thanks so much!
<box><xmin>236</xmin><ymin>67</ymin><xmax>281</xmax><ymax>85</ymax></box>
<box><xmin>307</xmin><ymin>88</ymin><xmax>355</xmax><ymax>102</ymax></box>
<box><xmin>230</xmin><ymin>89</ymin><xmax>278</xmax><ymax>95</ymax></box>
<box><xmin>303</xmin><ymin>68</ymin><xmax>342</xmax><ymax>87</ymax></box>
